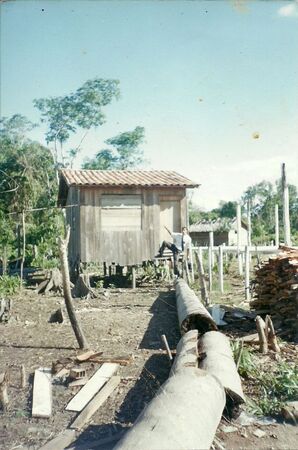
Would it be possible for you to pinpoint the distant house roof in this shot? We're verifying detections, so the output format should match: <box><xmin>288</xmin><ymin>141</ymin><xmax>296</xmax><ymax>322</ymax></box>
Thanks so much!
<box><xmin>58</xmin><ymin>169</ymin><xmax>199</xmax><ymax>206</ymax></box>
<box><xmin>189</xmin><ymin>218</ymin><xmax>248</xmax><ymax>233</ymax></box>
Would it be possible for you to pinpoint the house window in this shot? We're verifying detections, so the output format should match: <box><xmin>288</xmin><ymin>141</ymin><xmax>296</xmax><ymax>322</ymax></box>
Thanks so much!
<box><xmin>101</xmin><ymin>195</ymin><xmax>142</xmax><ymax>231</ymax></box>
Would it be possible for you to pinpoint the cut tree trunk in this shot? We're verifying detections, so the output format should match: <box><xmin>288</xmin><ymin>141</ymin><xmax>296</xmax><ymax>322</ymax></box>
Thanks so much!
<box><xmin>59</xmin><ymin>227</ymin><xmax>89</xmax><ymax>349</ymax></box>
<box><xmin>175</xmin><ymin>279</ymin><xmax>217</xmax><ymax>334</ymax></box>
<box><xmin>72</xmin><ymin>274</ymin><xmax>96</xmax><ymax>299</ymax></box>
<box><xmin>114</xmin><ymin>330</ymin><xmax>225</xmax><ymax>450</ymax></box>
<box><xmin>198</xmin><ymin>331</ymin><xmax>245</xmax><ymax>417</ymax></box>
<box><xmin>36</xmin><ymin>268</ymin><xmax>70</xmax><ymax>295</ymax></box>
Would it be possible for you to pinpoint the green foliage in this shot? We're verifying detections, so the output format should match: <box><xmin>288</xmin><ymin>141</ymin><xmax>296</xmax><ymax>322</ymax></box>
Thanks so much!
<box><xmin>242</xmin><ymin>180</ymin><xmax>298</xmax><ymax>245</ymax></box>
<box><xmin>83</xmin><ymin>126</ymin><xmax>146</xmax><ymax>170</ymax></box>
<box><xmin>0</xmin><ymin>115</ymin><xmax>63</xmax><ymax>268</ymax></box>
<box><xmin>232</xmin><ymin>340</ymin><xmax>298</xmax><ymax>416</ymax></box>
<box><xmin>0</xmin><ymin>275</ymin><xmax>21</xmax><ymax>296</ymax></box>
<box><xmin>34</xmin><ymin>78</ymin><xmax>120</xmax><ymax>166</ymax></box>
<box><xmin>231</xmin><ymin>340</ymin><xmax>257</xmax><ymax>377</ymax></box>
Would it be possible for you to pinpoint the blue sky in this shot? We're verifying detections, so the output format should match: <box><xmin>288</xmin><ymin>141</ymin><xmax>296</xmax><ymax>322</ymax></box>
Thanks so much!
<box><xmin>1</xmin><ymin>0</ymin><xmax>298</xmax><ymax>208</ymax></box>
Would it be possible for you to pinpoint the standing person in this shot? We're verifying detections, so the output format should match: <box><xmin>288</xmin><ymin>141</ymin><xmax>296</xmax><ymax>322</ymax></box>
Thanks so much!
<box><xmin>156</xmin><ymin>226</ymin><xmax>192</xmax><ymax>276</ymax></box>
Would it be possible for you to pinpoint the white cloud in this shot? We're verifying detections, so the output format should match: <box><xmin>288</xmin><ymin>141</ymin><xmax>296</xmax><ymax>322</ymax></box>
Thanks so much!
<box><xmin>278</xmin><ymin>1</ymin><xmax>298</xmax><ymax>17</ymax></box>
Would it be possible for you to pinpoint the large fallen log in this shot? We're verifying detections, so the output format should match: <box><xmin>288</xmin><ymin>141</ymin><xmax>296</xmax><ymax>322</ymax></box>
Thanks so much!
<box><xmin>175</xmin><ymin>279</ymin><xmax>217</xmax><ymax>334</ymax></box>
<box><xmin>198</xmin><ymin>331</ymin><xmax>245</xmax><ymax>417</ymax></box>
<box><xmin>114</xmin><ymin>330</ymin><xmax>225</xmax><ymax>450</ymax></box>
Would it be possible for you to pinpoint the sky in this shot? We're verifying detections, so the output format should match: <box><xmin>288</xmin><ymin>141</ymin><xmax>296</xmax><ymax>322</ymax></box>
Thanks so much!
<box><xmin>1</xmin><ymin>0</ymin><xmax>298</xmax><ymax>209</ymax></box>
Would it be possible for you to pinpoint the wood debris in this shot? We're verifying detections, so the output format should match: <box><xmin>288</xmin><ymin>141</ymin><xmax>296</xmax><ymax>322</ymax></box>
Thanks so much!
<box><xmin>32</xmin><ymin>368</ymin><xmax>52</xmax><ymax>418</ymax></box>
<box><xmin>0</xmin><ymin>298</ymin><xmax>12</xmax><ymax>323</ymax></box>
<box><xmin>66</xmin><ymin>363</ymin><xmax>119</xmax><ymax>412</ymax></box>
<box><xmin>251</xmin><ymin>246</ymin><xmax>298</xmax><ymax>339</ymax></box>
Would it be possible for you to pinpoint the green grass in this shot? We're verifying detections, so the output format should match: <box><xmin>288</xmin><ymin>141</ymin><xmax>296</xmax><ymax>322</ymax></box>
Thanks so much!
<box><xmin>0</xmin><ymin>274</ymin><xmax>22</xmax><ymax>296</ymax></box>
<box><xmin>231</xmin><ymin>341</ymin><xmax>298</xmax><ymax>416</ymax></box>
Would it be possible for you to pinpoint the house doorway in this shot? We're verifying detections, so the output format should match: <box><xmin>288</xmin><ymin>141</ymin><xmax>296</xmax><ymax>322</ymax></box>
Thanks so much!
<box><xmin>160</xmin><ymin>200</ymin><xmax>181</xmax><ymax>243</ymax></box>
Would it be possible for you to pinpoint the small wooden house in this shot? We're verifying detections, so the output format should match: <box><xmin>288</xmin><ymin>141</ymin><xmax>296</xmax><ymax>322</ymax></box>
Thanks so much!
<box><xmin>58</xmin><ymin>169</ymin><xmax>198</xmax><ymax>267</ymax></box>
<box><xmin>189</xmin><ymin>218</ymin><xmax>248</xmax><ymax>247</ymax></box>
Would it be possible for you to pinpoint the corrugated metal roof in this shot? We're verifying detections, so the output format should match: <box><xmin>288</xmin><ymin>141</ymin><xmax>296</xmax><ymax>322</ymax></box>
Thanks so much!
<box><xmin>60</xmin><ymin>169</ymin><xmax>199</xmax><ymax>188</ymax></box>
<box><xmin>189</xmin><ymin>218</ymin><xmax>237</xmax><ymax>233</ymax></box>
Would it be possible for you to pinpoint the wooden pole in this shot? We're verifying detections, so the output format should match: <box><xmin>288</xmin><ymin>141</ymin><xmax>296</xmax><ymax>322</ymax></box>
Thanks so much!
<box><xmin>209</xmin><ymin>231</ymin><xmax>214</xmax><ymax>267</ymax></box>
<box><xmin>255</xmin><ymin>316</ymin><xmax>268</xmax><ymax>354</ymax></box>
<box><xmin>198</xmin><ymin>247</ymin><xmax>204</xmax><ymax>274</ymax></box>
<box><xmin>132</xmin><ymin>266</ymin><xmax>136</xmax><ymax>289</ymax></box>
<box><xmin>244</xmin><ymin>245</ymin><xmax>250</xmax><ymax>301</ymax></box>
<box><xmin>208</xmin><ymin>245</ymin><xmax>212</xmax><ymax>292</ymax></box>
<box><xmin>281</xmin><ymin>163</ymin><xmax>291</xmax><ymax>246</ymax></box>
<box><xmin>161</xmin><ymin>334</ymin><xmax>173</xmax><ymax>361</ymax></box>
<box><xmin>20</xmin><ymin>211</ymin><xmax>26</xmax><ymax>285</ymax></box>
<box><xmin>275</xmin><ymin>204</ymin><xmax>279</xmax><ymax>247</ymax></box>
<box><xmin>265</xmin><ymin>315</ymin><xmax>280</xmax><ymax>353</ymax></box>
<box><xmin>194</xmin><ymin>251</ymin><xmax>209</xmax><ymax>306</ymax></box>
<box><xmin>247</xmin><ymin>200</ymin><xmax>251</xmax><ymax>247</ymax></box>
<box><xmin>218</xmin><ymin>245</ymin><xmax>224</xmax><ymax>294</ymax></box>
<box><xmin>59</xmin><ymin>226</ymin><xmax>89</xmax><ymax>349</ymax></box>
<box><xmin>236</xmin><ymin>203</ymin><xmax>243</xmax><ymax>276</ymax></box>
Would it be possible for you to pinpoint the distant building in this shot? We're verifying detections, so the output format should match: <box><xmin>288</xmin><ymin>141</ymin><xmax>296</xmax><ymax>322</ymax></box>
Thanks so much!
<box><xmin>58</xmin><ymin>169</ymin><xmax>199</xmax><ymax>267</ymax></box>
<box><xmin>189</xmin><ymin>218</ymin><xmax>248</xmax><ymax>247</ymax></box>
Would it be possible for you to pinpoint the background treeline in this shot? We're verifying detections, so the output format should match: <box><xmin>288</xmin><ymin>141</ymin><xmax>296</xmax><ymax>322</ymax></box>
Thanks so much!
<box><xmin>0</xmin><ymin>78</ymin><xmax>297</xmax><ymax>272</ymax></box>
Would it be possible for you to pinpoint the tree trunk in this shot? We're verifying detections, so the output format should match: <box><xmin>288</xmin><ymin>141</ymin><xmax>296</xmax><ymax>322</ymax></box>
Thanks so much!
<box><xmin>20</xmin><ymin>211</ymin><xmax>25</xmax><ymax>285</ymax></box>
<box><xmin>175</xmin><ymin>279</ymin><xmax>217</xmax><ymax>334</ymax></box>
<box><xmin>114</xmin><ymin>330</ymin><xmax>225</xmax><ymax>450</ymax></box>
<box><xmin>59</xmin><ymin>227</ymin><xmax>89</xmax><ymax>349</ymax></box>
<box><xmin>198</xmin><ymin>331</ymin><xmax>245</xmax><ymax>416</ymax></box>
<box><xmin>72</xmin><ymin>273</ymin><xmax>96</xmax><ymax>298</ymax></box>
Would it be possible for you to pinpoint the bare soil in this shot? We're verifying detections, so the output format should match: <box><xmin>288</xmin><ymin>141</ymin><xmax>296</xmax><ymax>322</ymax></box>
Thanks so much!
<box><xmin>0</xmin><ymin>282</ymin><xmax>297</xmax><ymax>450</ymax></box>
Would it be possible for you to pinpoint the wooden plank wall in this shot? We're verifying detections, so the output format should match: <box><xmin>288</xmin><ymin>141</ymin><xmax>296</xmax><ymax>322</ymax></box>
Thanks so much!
<box><xmin>70</xmin><ymin>186</ymin><xmax>188</xmax><ymax>265</ymax></box>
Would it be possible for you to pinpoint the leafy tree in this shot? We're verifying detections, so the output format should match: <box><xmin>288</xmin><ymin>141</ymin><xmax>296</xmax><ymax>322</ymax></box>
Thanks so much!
<box><xmin>34</xmin><ymin>78</ymin><xmax>120</xmax><ymax>167</ymax></box>
<box><xmin>242</xmin><ymin>180</ymin><xmax>298</xmax><ymax>244</ymax></box>
<box><xmin>82</xmin><ymin>126</ymin><xmax>146</xmax><ymax>170</ymax></box>
<box><xmin>0</xmin><ymin>115</ymin><xmax>63</xmax><ymax>267</ymax></box>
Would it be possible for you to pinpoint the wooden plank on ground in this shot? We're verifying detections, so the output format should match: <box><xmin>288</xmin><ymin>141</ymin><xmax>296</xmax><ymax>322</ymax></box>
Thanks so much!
<box><xmin>39</xmin><ymin>429</ymin><xmax>76</xmax><ymax>450</ymax></box>
<box><xmin>32</xmin><ymin>368</ymin><xmax>52</xmax><ymax>418</ymax></box>
<box><xmin>76</xmin><ymin>350</ymin><xmax>97</xmax><ymax>362</ymax></box>
<box><xmin>88</xmin><ymin>355</ymin><xmax>132</xmax><ymax>366</ymax></box>
<box><xmin>66</xmin><ymin>363</ymin><xmax>119</xmax><ymax>412</ymax></box>
<box><xmin>70</xmin><ymin>376</ymin><xmax>120</xmax><ymax>431</ymax></box>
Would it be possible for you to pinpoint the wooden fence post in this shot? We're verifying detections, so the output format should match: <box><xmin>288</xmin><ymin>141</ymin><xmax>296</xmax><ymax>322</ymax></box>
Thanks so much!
<box><xmin>244</xmin><ymin>245</ymin><xmax>250</xmax><ymax>301</ymax></box>
<box><xmin>281</xmin><ymin>163</ymin><xmax>291</xmax><ymax>246</ymax></box>
<box><xmin>275</xmin><ymin>204</ymin><xmax>279</xmax><ymax>247</ymax></box>
<box><xmin>132</xmin><ymin>266</ymin><xmax>136</xmax><ymax>289</ymax></box>
<box><xmin>236</xmin><ymin>203</ymin><xmax>243</xmax><ymax>276</ymax></box>
<box><xmin>209</xmin><ymin>231</ymin><xmax>214</xmax><ymax>268</ymax></box>
<box><xmin>218</xmin><ymin>245</ymin><xmax>224</xmax><ymax>294</ymax></box>
<box><xmin>195</xmin><ymin>251</ymin><xmax>209</xmax><ymax>306</ymax></box>
<box><xmin>247</xmin><ymin>200</ymin><xmax>252</xmax><ymax>247</ymax></box>
<box><xmin>198</xmin><ymin>247</ymin><xmax>204</xmax><ymax>274</ymax></box>
<box><xmin>208</xmin><ymin>245</ymin><xmax>213</xmax><ymax>293</ymax></box>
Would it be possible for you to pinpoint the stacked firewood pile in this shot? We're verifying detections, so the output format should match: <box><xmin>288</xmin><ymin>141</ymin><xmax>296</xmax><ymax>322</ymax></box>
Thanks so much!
<box><xmin>251</xmin><ymin>246</ymin><xmax>298</xmax><ymax>339</ymax></box>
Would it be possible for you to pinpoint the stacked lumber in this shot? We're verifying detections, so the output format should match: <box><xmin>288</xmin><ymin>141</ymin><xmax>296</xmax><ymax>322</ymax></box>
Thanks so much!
<box><xmin>251</xmin><ymin>246</ymin><xmax>298</xmax><ymax>339</ymax></box>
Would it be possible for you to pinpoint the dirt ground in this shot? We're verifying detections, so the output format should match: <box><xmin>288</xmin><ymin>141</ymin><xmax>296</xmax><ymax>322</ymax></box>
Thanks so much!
<box><xmin>0</xmin><ymin>282</ymin><xmax>297</xmax><ymax>450</ymax></box>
